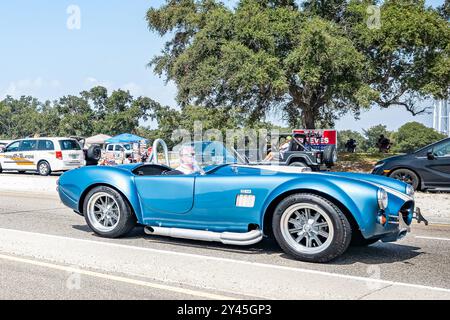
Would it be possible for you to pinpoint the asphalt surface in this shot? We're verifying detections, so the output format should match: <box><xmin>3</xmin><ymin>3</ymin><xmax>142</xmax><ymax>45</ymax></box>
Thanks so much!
<box><xmin>0</xmin><ymin>189</ymin><xmax>449</xmax><ymax>300</ymax></box>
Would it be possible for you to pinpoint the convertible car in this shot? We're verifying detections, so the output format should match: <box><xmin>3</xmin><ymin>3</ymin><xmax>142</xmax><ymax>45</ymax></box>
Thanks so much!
<box><xmin>57</xmin><ymin>141</ymin><xmax>424</xmax><ymax>263</ymax></box>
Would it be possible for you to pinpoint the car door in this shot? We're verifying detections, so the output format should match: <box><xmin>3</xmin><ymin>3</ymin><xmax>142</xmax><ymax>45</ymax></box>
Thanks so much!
<box><xmin>425</xmin><ymin>139</ymin><xmax>450</xmax><ymax>187</ymax></box>
<box><xmin>17</xmin><ymin>139</ymin><xmax>38</xmax><ymax>170</ymax></box>
<box><xmin>192</xmin><ymin>166</ymin><xmax>284</xmax><ymax>231</ymax></box>
<box><xmin>134</xmin><ymin>174</ymin><xmax>196</xmax><ymax>219</ymax></box>
<box><xmin>0</xmin><ymin>141</ymin><xmax>21</xmax><ymax>170</ymax></box>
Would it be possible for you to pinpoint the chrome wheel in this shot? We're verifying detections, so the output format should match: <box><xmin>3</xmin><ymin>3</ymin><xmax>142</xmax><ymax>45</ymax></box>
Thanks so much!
<box><xmin>39</xmin><ymin>162</ymin><xmax>49</xmax><ymax>175</ymax></box>
<box><xmin>87</xmin><ymin>192</ymin><xmax>121</xmax><ymax>232</ymax></box>
<box><xmin>280</xmin><ymin>203</ymin><xmax>334</xmax><ymax>254</ymax></box>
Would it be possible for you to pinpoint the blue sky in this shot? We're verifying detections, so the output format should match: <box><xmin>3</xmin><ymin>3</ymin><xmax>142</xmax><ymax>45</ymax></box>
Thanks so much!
<box><xmin>0</xmin><ymin>0</ymin><xmax>444</xmax><ymax>132</ymax></box>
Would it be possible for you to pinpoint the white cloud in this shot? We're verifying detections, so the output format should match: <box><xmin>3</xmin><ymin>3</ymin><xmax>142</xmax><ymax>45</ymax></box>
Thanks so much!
<box><xmin>1</xmin><ymin>77</ymin><xmax>61</xmax><ymax>99</ymax></box>
<box><xmin>122</xmin><ymin>82</ymin><xmax>143</xmax><ymax>96</ymax></box>
<box><xmin>83</xmin><ymin>77</ymin><xmax>112</xmax><ymax>90</ymax></box>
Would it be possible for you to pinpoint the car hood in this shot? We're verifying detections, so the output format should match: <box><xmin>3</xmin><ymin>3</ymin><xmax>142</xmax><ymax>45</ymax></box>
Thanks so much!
<box><xmin>245</xmin><ymin>165</ymin><xmax>410</xmax><ymax>198</ymax></box>
<box><xmin>377</xmin><ymin>153</ymin><xmax>410</xmax><ymax>163</ymax></box>
<box><xmin>322</xmin><ymin>171</ymin><xmax>408</xmax><ymax>194</ymax></box>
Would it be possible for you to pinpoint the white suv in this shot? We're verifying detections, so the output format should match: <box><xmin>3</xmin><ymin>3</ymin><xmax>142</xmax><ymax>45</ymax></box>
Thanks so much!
<box><xmin>0</xmin><ymin>137</ymin><xmax>85</xmax><ymax>176</ymax></box>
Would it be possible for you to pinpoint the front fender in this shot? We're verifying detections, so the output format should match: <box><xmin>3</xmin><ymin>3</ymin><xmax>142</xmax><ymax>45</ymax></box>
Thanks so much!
<box><xmin>260</xmin><ymin>176</ymin><xmax>381</xmax><ymax>237</ymax></box>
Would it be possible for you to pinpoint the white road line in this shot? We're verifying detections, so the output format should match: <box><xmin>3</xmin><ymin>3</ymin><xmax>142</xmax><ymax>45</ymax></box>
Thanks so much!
<box><xmin>1</xmin><ymin>227</ymin><xmax>450</xmax><ymax>294</ymax></box>
<box><xmin>415</xmin><ymin>236</ymin><xmax>450</xmax><ymax>242</ymax></box>
<box><xmin>0</xmin><ymin>253</ymin><xmax>235</xmax><ymax>300</ymax></box>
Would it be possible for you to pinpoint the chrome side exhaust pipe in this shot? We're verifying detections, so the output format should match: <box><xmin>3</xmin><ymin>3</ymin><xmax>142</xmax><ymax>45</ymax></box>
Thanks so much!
<box><xmin>144</xmin><ymin>226</ymin><xmax>263</xmax><ymax>246</ymax></box>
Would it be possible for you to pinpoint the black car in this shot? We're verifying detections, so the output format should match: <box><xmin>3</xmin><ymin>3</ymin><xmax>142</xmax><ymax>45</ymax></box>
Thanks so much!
<box><xmin>372</xmin><ymin>137</ymin><xmax>450</xmax><ymax>191</ymax></box>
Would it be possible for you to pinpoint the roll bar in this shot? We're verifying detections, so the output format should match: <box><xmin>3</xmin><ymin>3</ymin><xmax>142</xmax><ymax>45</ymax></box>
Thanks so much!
<box><xmin>151</xmin><ymin>139</ymin><xmax>170</xmax><ymax>167</ymax></box>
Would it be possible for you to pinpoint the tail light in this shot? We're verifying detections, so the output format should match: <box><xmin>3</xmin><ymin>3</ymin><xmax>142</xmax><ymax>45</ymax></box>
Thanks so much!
<box><xmin>56</xmin><ymin>151</ymin><xmax>63</xmax><ymax>160</ymax></box>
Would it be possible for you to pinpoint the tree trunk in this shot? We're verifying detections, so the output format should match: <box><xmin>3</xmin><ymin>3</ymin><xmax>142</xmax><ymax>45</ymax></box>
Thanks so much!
<box><xmin>302</xmin><ymin>107</ymin><xmax>316</xmax><ymax>129</ymax></box>
<box><xmin>289</xmin><ymin>84</ymin><xmax>317</xmax><ymax>129</ymax></box>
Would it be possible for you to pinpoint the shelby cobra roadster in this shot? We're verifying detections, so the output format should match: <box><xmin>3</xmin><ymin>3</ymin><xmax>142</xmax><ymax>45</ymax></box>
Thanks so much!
<box><xmin>57</xmin><ymin>141</ymin><xmax>423</xmax><ymax>263</ymax></box>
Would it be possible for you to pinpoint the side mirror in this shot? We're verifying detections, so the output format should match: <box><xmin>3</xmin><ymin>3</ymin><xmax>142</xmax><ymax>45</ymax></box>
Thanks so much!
<box><xmin>427</xmin><ymin>151</ymin><xmax>435</xmax><ymax>160</ymax></box>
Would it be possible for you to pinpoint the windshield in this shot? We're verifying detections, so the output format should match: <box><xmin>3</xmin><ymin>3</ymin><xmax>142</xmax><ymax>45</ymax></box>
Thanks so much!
<box><xmin>186</xmin><ymin>141</ymin><xmax>246</xmax><ymax>167</ymax></box>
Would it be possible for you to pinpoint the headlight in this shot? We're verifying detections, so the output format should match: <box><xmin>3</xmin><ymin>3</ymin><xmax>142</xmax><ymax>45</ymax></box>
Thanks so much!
<box><xmin>406</xmin><ymin>184</ymin><xmax>415</xmax><ymax>198</ymax></box>
<box><xmin>377</xmin><ymin>188</ymin><xmax>388</xmax><ymax>210</ymax></box>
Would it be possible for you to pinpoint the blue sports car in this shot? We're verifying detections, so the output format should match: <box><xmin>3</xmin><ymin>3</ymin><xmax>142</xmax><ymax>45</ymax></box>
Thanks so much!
<box><xmin>58</xmin><ymin>141</ymin><xmax>423</xmax><ymax>263</ymax></box>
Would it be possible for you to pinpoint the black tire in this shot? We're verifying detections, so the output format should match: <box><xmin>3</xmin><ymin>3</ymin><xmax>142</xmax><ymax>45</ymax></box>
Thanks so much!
<box><xmin>0</xmin><ymin>164</ymin><xmax>2</xmax><ymax>173</ymax></box>
<box><xmin>323</xmin><ymin>145</ymin><xmax>337</xmax><ymax>167</ymax></box>
<box><xmin>272</xmin><ymin>193</ymin><xmax>352</xmax><ymax>263</ymax></box>
<box><xmin>389</xmin><ymin>168</ymin><xmax>420</xmax><ymax>190</ymax></box>
<box><xmin>83</xmin><ymin>186</ymin><xmax>136</xmax><ymax>238</ymax></box>
<box><xmin>350</xmin><ymin>230</ymin><xmax>380</xmax><ymax>246</ymax></box>
<box><xmin>37</xmin><ymin>161</ymin><xmax>51</xmax><ymax>176</ymax></box>
<box><xmin>289</xmin><ymin>162</ymin><xmax>307</xmax><ymax>167</ymax></box>
<box><xmin>87</xmin><ymin>145</ymin><xmax>102</xmax><ymax>161</ymax></box>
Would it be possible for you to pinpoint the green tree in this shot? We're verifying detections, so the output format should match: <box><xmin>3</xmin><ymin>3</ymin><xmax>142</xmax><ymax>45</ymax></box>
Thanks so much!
<box><xmin>147</xmin><ymin>0</ymin><xmax>449</xmax><ymax>128</ymax></box>
<box><xmin>147</xmin><ymin>0</ymin><xmax>374</xmax><ymax>129</ymax></box>
<box><xmin>81</xmin><ymin>86</ymin><xmax>160</xmax><ymax>136</ymax></box>
<box><xmin>362</xmin><ymin>124</ymin><xmax>391</xmax><ymax>153</ymax></box>
<box><xmin>337</xmin><ymin>130</ymin><xmax>367</xmax><ymax>152</ymax></box>
<box><xmin>391</xmin><ymin>122</ymin><xmax>446</xmax><ymax>153</ymax></box>
<box><xmin>54</xmin><ymin>95</ymin><xmax>94</xmax><ymax>137</ymax></box>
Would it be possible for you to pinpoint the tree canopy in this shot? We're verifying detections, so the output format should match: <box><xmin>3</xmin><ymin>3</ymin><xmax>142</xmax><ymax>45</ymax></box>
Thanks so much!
<box><xmin>147</xmin><ymin>0</ymin><xmax>449</xmax><ymax>128</ymax></box>
<box><xmin>0</xmin><ymin>87</ymin><xmax>159</xmax><ymax>139</ymax></box>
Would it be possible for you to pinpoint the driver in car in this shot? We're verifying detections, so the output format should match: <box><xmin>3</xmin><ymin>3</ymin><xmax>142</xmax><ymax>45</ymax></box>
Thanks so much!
<box><xmin>176</xmin><ymin>146</ymin><xmax>202</xmax><ymax>174</ymax></box>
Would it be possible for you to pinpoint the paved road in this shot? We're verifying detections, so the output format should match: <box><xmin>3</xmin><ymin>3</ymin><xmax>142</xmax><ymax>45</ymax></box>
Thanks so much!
<box><xmin>0</xmin><ymin>190</ymin><xmax>449</xmax><ymax>300</ymax></box>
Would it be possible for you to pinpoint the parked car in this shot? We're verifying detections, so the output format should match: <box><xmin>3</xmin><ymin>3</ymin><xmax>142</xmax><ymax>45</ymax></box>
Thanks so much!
<box><xmin>0</xmin><ymin>140</ymin><xmax>13</xmax><ymax>152</ymax></box>
<box><xmin>57</xmin><ymin>139</ymin><xmax>422</xmax><ymax>263</ymax></box>
<box><xmin>236</xmin><ymin>133</ymin><xmax>337</xmax><ymax>171</ymax></box>
<box><xmin>372</xmin><ymin>137</ymin><xmax>450</xmax><ymax>191</ymax></box>
<box><xmin>105</xmin><ymin>143</ymin><xmax>133</xmax><ymax>159</ymax></box>
<box><xmin>69</xmin><ymin>136</ymin><xmax>102</xmax><ymax>166</ymax></box>
<box><xmin>0</xmin><ymin>137</ymin><xmax>85</xmax><ymax>176</ymax></box>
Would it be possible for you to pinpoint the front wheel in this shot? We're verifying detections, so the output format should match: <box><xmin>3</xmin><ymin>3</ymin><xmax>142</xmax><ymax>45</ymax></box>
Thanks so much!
<box><xmin>83</xmin><ymin>186</ymin><xmax>136</xmax><ymax>238</ymax></box>
<box><xmin>272</xmin><ymin>194</ymin><xmax>352</xmax><ymax>263</ymax></box>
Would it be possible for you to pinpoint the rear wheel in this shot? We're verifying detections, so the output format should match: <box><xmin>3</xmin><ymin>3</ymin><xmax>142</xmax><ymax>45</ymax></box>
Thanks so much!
<box><xmin>37</xmin><ymin>161</ymin><xmax>51</xmax><ymax>176</ymax></box>
<box><xmin>272</xmin><ymin>194</ymin><xmax>352</xmax><ymax>263</ymax></box>
<box><xmin>83</xmin><ymin>186</ymin><xmax>136</xmax><ymax>238</ymax></box>
<box><xmin>390</xmin><ymin>169</ymin><xmax>420</xmax><ymax>190</ymax></box>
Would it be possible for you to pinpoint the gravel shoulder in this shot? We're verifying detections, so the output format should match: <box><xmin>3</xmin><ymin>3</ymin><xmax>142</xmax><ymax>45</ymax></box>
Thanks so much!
<box><xmin>415</xmin><ymin>192</ymin><xmax>450</xmax><ymax>224</ymax></box>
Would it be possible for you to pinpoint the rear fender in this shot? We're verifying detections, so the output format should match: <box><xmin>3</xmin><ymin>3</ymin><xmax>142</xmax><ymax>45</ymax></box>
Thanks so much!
<box><xmin>60</xmin><ymin>167</ymin><xmax>144</xmax><ymax>223</ymax></box>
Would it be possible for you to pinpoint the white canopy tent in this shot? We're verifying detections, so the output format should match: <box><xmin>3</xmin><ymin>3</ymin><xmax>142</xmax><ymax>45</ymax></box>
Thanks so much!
<box><xmin>85</xmin><ymin>134</ymin><xmax>112</xmax><ymax>147</ymax></box>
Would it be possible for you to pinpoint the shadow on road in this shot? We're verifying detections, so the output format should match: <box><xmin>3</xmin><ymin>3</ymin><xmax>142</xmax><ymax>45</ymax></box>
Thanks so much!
<box><xmin>71</xmin><ymin>224</ymin><xmax>424</xmax><ymax>265</ymax></box>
